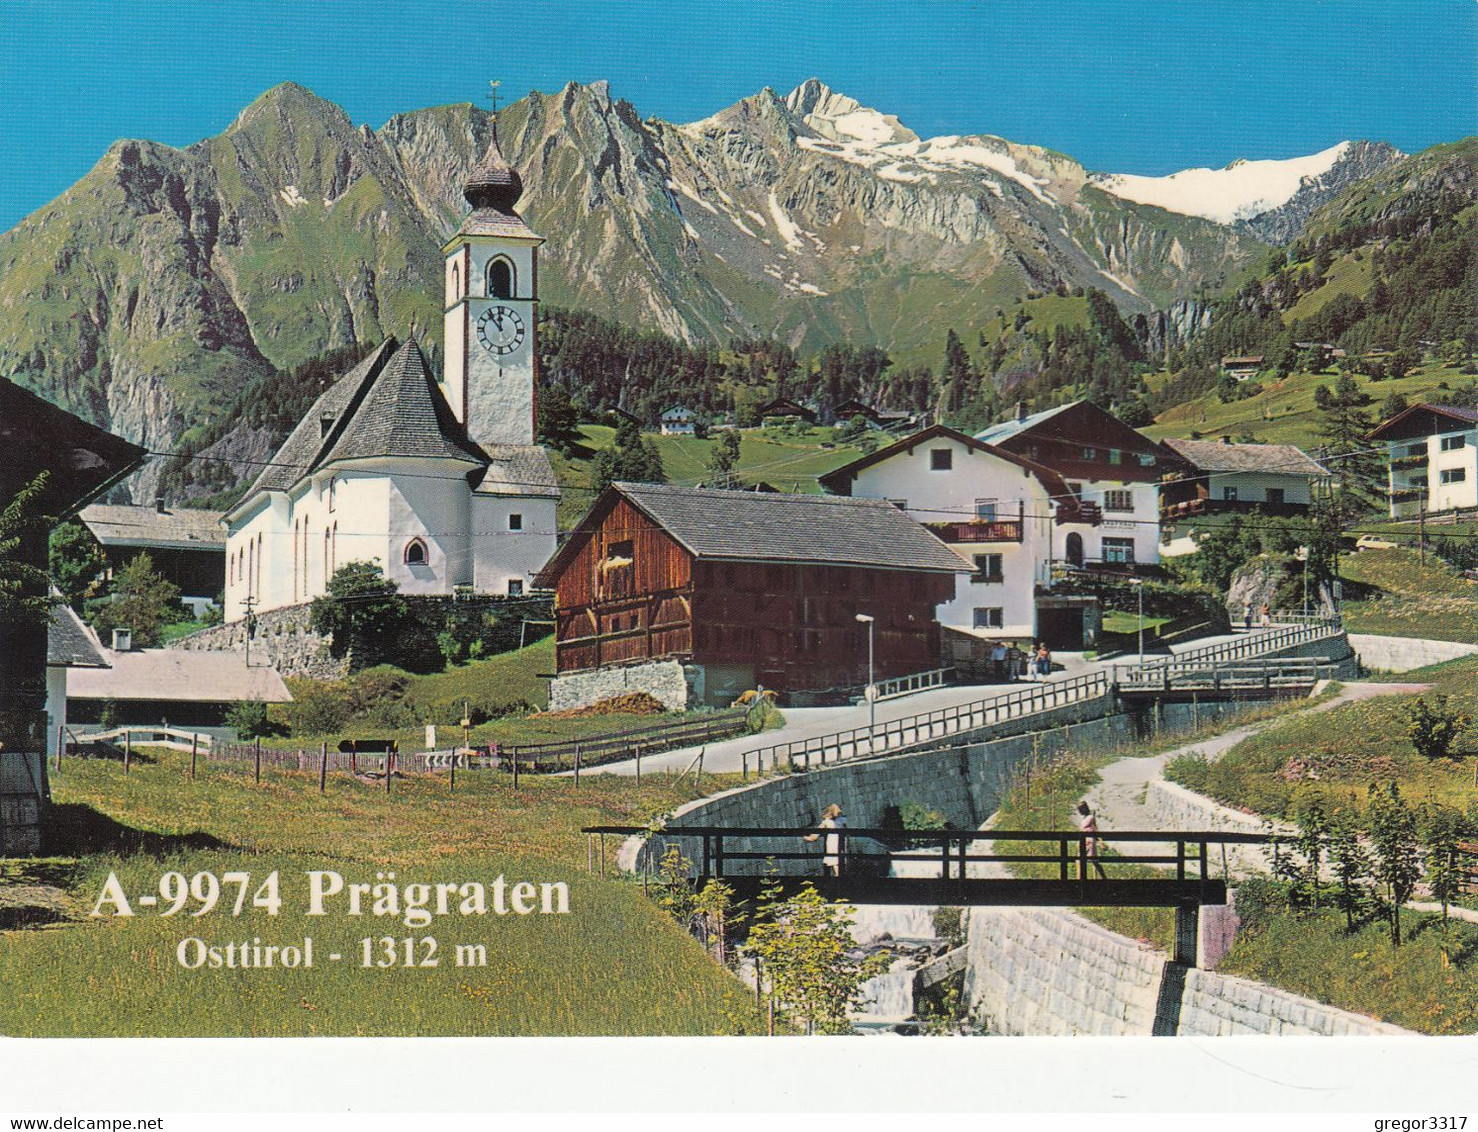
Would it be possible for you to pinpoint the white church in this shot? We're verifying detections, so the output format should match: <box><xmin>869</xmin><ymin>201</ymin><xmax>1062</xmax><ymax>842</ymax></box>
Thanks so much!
<box><xmin>223</xmin><ymin>132</ymin><xmax>559</xmax><ymax>622</ymax></box>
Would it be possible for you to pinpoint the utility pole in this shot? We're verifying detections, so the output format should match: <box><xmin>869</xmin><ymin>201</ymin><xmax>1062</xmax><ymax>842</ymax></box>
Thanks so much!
<box><xmin>1135</xmin><ymin>578</ymin><xmax>1145</xmax><ymax>664</ymax></box>
<box><xmin>242</xmin><ymin>596</ymin><xmax>258</xmax><ymax>668</ymax></box>
<box><xmin>1419</xmin><ymin>503</ymin><xmax>1427</xmax><ymax>567</ymax></box>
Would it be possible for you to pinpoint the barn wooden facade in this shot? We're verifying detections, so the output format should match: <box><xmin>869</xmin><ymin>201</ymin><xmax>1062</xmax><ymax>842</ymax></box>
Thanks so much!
<box><xmin>535</xmin><ymin>483</ymin><xmax>967</xmax><ymax>702</ymax></box>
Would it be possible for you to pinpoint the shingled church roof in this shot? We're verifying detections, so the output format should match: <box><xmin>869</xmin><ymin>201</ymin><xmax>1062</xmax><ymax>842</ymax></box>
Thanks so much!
<box><xmin>229</xmin><ymin>337</ymin><xmax>556</xmax><ymax>516</ymax></box>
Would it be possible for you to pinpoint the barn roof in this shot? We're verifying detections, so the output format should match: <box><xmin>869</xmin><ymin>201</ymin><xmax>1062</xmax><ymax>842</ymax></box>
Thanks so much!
<box><xmin>537</xmin><ymin>482</ymin><xmax>969</xmax><ymax>586</ymax></box>
<box><xmin>80</xmin><ymin>504</ymin><xmax>226</xmax><ymax>551</ymax></box>
<box><xmin>47</xmin><ymin>605</ymin><xmax>109</xmax><ymax>669</ymax></box>
<box><xmin>0</xmin><ymin>378</ymin><xmax>147</xmax><ymax>515</ymax></box>
<box><xmin>1161</xmin><ymin>438</ymin><xmax>1329</xmax><ymax>478</ymax></box>
<box><xmin>68</xmin><ymin>648</ymin><xmax>292</xmax><ymax>704</ymax></box>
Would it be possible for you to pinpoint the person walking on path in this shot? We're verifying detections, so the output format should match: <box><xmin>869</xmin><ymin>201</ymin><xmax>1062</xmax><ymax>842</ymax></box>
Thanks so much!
<box><xmin>1036</xmin><ymin>642</ymin><xmax>1052</xmax><ymax>680</ymax></box>
<box><xmin>1076</xmin><ymin>801</ymin><xmax>1108</xmax><ymax>879</ymax></box>
<box><xmin>1259</xmin><ymin>601</ymin><xmax>1271</xmax><ymax>628</ymax></box>
<box><xmin>1243</xmin><ymin>601</ymin><xmax>1253</xmax><ymax>631</ymax></box>
<box><xmin>804</xmin><ymin>803</ymin><xmax>847</xmax><ymax>876</ymax></box>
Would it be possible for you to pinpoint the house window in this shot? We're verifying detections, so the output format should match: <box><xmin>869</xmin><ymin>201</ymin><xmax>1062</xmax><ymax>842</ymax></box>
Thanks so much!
<box><xmin>1266</xmin><ymin>487</ymin><xmax>1285</xmax><ymax>505</ymax></box>
<box><xmin>1102</xmin><ymin>537</ymin><xmax>1136</xmax><ymax>565</ymax></box>
<box><xmin>508</xmin><ymin>579</ymin><xmax>524</xmax><ymax>596</ymax></box>
<box><xmin>1223</xmin><ymin>486</ymin><xmax>1239</xmax><ymax>502</ymax></box>
<box><xmin>972</xmin><ymin>553</ymin><xmax>1004</xmax><ymax>584</ymax></box>
<box><xmin>508</xmin><ymin>513</ymin><xmax>523</xmax><ymax>531</ymax></box>
<box><xmin>1440</xmin><ymin>468</ymin><xmax>1467</xmax><ymax>485</ymax></box>
<box><xmin>1082</xmin><ymin>446</ymin><xmax>1097</xmax><ymax>460</ymax></box>
<box><xmin>1440</xmin><ymin>434</ymin><xmax>1467</xmax><ymax>451</ymax></box>
<box><xmin>1108</xmin><ymin>448</ymin><xmax>1123</xmax><ymax>465</ymax></box>
<box><xmin>488</xmin><ymin>257</ymin><xmax>514</xmax><ymax>299</ymax></box>
<box><xmin>930</xmin><ymin>448</ymin><xmax>953</xmax><ymax>471</ymax></box>
<box><xmin>973</xmin><ymin>607</ymin><xmax>1004</xmax><ymax>630</ymax></box>
<box><xmin>975</xmin><ymin>498</ymin><xmax>998</xmax><ymax>521</ymax></box>
<box><xmin>404</xmin><ymin>538</ymin><xmax>428</xmax><ymax>566</ymax></box>
<box><xmin>1407</xmin><ymin>443</ymin><xmax>1425</xmax><ymax>457</ymax></box>
<box><xmin>1104</xmin><ymin>489</ymin><xmax>1134</xmax><ymax>512</ymax></box>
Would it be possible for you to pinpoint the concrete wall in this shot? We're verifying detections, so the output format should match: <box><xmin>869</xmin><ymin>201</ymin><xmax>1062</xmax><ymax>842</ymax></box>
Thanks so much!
<box><xmin>963</xmin><ymin>905</ymin><xmax>1409</xmax><ymax>1036</ymax></box>
<box><xmin>1349</xmin><ymin>633</ymin><xmax>1478</xmax><ymax>673</ymax></box>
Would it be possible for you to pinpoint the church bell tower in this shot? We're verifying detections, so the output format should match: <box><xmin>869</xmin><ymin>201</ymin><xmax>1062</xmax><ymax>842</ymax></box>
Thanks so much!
<box><xmin>441</xmin><ymin>111</ymin><xmax>542</xmax><ymax>449</ymax></box>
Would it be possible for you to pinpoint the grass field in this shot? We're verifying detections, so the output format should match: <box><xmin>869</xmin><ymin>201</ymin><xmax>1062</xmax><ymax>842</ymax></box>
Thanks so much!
<box><xmin>996</xmin><ymin>693</ymin><xmax>1478</xmax><ymax>1033</ymax></box>
<box><xmin>1165</xmin><ymin>655</ymin><xmax>1478</xmax><ymax>822</ymax></box>
<box><xmin>1338</xmin><ymin>547</ymin><xmax>1478</xmax><ymax>642</ymax></box>
<box><xmin>1143</xmin><ymin>360</ymin><xmax>1471</xmax><ymax>450</ymax></box>
<box><xmin>0</xmin><ymin>751</ymin><xmax>760</xmax><ymax>1037</ymax></box>
<box><xmin>550</xmin><ymin>423</ymin><xmax>874</xmax><ymax>526</ymax></box>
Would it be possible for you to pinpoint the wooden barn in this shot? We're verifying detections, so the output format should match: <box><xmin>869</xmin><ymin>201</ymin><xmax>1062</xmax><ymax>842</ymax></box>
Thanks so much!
<box><xmin>534</xmin><ymin>482</ymin><xmax>967</xmax><ymax>706</ymax></box>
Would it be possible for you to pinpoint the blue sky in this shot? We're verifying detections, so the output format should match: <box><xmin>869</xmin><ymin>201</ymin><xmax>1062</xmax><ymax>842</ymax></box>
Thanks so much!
<box><xmin>0</xmin><ymin>0</ymin><xmax>1472</xmax><ymax>232</ymax></box>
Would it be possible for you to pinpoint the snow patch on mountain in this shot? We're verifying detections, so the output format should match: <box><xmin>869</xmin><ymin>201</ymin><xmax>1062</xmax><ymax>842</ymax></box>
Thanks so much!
<box><xmin>1093</xmin><ymin>142</ymin><xmax>1353</xmax><ymax>223</ymax></box>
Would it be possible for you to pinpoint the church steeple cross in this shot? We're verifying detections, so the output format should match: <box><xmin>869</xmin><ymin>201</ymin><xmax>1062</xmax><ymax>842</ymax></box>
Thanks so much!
<box><xmin>486</xmin><ymin>79</ymin><xmax>502</xmax><ymax>141</ymax></box>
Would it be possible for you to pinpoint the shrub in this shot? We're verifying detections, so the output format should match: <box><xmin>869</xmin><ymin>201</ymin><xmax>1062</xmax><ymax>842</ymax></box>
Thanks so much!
<box><xmin>1406</xmin><ymin>696</ymin><xmax>1472</xmax><ymax>760</ymax></box>
<box><xmin>225</xmin><ymin>700</ymin><xmax>271</xmax><ymax>740</ymax></box>
<box><xmin>281</xmin><ymin>680</ymin><xmax>352</xmax><ymax>737</ymax></box>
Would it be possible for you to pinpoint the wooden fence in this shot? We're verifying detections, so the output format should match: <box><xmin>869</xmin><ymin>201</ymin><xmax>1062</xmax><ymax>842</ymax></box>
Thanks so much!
<box><xmin>500</xmin><ymin>709</ymin><xmax>751</xmax><ymax>773</ymax></box>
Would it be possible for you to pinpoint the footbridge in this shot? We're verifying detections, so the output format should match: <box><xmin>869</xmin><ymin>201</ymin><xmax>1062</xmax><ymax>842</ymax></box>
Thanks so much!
<box><xmin>584</xmin><ymin>823</ymin><xmax>1272</xmax><ymax>966</ymax></box>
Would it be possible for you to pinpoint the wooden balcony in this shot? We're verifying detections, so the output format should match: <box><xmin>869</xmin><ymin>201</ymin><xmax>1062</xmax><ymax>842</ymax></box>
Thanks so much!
<box><xmin>926</xmin><ymin>519</ymin><xmax>1024</xmax><ymax>544</ymax></box>
<box><xmin>1391</xmin><ymin>453</ymin><xmax>1429</xmax><ymax>472</ymax></box>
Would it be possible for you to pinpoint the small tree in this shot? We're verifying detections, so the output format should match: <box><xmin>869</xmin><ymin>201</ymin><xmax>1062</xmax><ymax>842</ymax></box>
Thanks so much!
<box><xmin>48</xmin><ymin>520</ymin><xmax>106</xmax><ymax>612</ymax></box>
<box><xmin>1366</xmin><ymin>782</ymin><xmax>1423</xmax><ymax>948</ymax></box>
<box><xmin>90</xmin><ymin>552</ymin><xmax>186</xmax><ymax>647</ymax></box>
<box><xmin>1327</xmin><ymin>811</ymin><xmax>1375</xmax><ymax>933</ymax></box>
<box><xmin>1419</xmin><ymin>805</ymin><xmax>1467</xmax><ymax>943</ymax></box>
<box><xmin>309</xmin><ymin>561</ymin><xmax>409</xmax><ymax>671</ymax></box>
<box><xmin>225</xmin><ymin>699</ymin><xmax>271</xmax><ymax>740</ymax></box>
<box><xmin>1406</xmin><ymin>696</ymin><xmax>1472</xmax><ymax>760</ymax></box>
<box><xmin>535</xmin><ymin>383</ymin><xmax>582</xmax><ymax>456</ymax></box>
<box><xmin>706</xmin><ymin>429</ymin><xmax>742</xmax><ymax>489</ymax></box>
<box><xmin>0</xmin><ymin>473</ymin><xmax>53</xmax><ymax>629</ymax></box>
<box><xmin>1292</xmin><ymin>796</ymin><xmax>1329</xmax><ymax>908</ymax></box>
<box><xmin>744</xmin><ymin>882</ymin><xmax>887</xmax><ymax>1035</ymax></box>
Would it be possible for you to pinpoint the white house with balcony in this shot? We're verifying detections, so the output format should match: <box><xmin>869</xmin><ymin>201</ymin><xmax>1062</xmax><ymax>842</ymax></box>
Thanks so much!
<box><xmin>975</xmin><ymin>401</ymin><xmax>1170</xmax><ymax>570</ymax></box>
<box><xmin>1369</xmin><ymin>403</ymin><xmax>1478</xmax><ymax>518</ymax></box>
<box><xmin>819</xmin><ymin>424</ymin><xmax>1097</xmax><ymax>641</ymax></box>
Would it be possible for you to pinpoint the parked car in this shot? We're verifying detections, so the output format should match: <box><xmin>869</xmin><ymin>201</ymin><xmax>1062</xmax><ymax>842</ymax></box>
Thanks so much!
<box><xmin>1355</xmin><ymin>534</ymin><xmax>1399</xmax><ymax>550</ymax></box>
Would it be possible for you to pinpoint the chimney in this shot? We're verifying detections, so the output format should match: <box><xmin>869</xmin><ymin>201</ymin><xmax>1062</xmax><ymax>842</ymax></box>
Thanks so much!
<box><xmin>1015</xmin><ymin>401</ymin><xmax>1027</xmax><ymax>423</ymax></box>
<box><xmin>154</xmin><ymin>495</ymin><xmax>166</xmax><ymax>513</ymax></box>
<box><xmin>111</xmin><ymin>628</ymin><xmax>133</xmax><ymax>652</ymax></box>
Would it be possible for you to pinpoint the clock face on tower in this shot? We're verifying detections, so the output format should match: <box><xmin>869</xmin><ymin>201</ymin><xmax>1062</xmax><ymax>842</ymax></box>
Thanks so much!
<box><xmin>476</xmin><ymin>305</ymin><xmax>526</xmax><ymax>357</ymax></box>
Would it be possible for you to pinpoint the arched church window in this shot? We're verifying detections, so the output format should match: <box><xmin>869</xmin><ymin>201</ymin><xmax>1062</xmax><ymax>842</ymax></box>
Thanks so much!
<box><xmin>404</xmin><ymin>538</ymin><xmax>429</xmax><ymax>566</ymax></box>
<box><xmin>451</xmin><ymin>263</ymin><xmax>461</xmax><ymax>301</ymax></box>
<box><xmin>328</xmin><ymin>476</ymin><xmax>338</xmax><ymax>512</ymax></box>
<box><xmin>488</xmin><ymin>257</ymin><xmax>514</xmax><ymax>300</ymax></box>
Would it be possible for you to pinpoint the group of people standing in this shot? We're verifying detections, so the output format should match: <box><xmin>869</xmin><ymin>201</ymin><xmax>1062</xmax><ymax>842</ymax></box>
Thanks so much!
<box><xmin>1028</xmin><ymin>641</ymin><xmax>1053</xmax><ymax>679</ymax></box>
<box><xmin>1241</xmin><ymin>601</ymin><xmax>1272</xmax><ymax>631</ymax></box>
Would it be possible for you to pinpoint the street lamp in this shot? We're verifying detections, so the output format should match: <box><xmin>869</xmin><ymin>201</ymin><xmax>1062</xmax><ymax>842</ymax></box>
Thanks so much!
<box><xmin>855</xmin><ymin>614</ymin><xmax>876</xmax><ymax>734</ymax></box>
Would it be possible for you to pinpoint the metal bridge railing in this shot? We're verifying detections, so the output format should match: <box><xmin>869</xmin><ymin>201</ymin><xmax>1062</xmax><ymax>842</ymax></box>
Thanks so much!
<box><xmin>739</xmin><ymin>670</ymin><xmax>1111</xmax><ymax>776</ymax></box>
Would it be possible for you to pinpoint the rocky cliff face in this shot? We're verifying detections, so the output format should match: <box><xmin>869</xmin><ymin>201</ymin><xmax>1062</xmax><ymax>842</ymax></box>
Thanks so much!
<box><xmin>0</xmin><ymin>78</ymin><xmax>1406</xmax><ymax>496</ymax></box>
<box><xmin>1237</xmin><ymin>141</ymin><xmax>1405</xmax><ymax>243</ymax></box>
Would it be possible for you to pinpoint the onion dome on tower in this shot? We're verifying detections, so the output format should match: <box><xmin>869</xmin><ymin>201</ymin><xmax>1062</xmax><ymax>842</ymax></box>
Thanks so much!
<box><xmin>464</xmin><ymin>134</ymin><xmax>523</xmax><ymax>212</ymax></box>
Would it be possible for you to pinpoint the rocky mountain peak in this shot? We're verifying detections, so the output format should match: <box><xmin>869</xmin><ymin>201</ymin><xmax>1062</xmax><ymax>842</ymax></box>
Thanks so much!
<box><xmin>783</xmin><ymin>78</ymin><xmax>917</xmax><ymax>147</ymax></box>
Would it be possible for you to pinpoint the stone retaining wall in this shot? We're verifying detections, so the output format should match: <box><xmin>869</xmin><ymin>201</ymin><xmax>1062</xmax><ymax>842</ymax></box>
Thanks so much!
<box><xmin>168</xmin><ymin>604</ymin><xmax>345</xmax><ymax>680</ymax></box>
<box><xmin>962</xmin><ymin>904</ymin><xmax>1409</xmax><ymax>1036</ymax></box>
<box><xmin>548</xmin><ymin>659</ymin><xmax>695</xmax><ymax>714</ymax></box>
